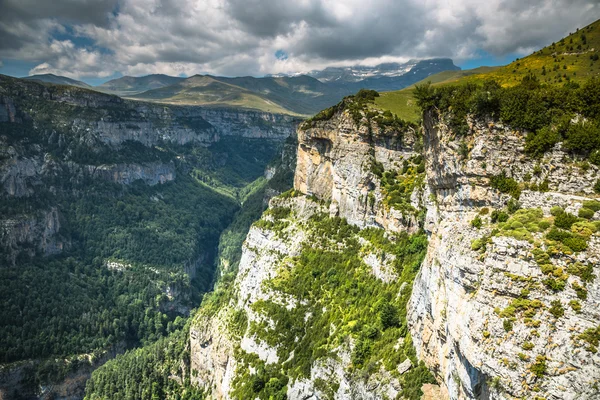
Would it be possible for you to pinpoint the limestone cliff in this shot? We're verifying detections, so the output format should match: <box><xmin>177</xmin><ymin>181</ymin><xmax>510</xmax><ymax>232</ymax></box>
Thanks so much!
<box><xmin>190</xmin><ymin>99</ymin><xmax>435</xmax><ymax>399</ymax></box>
<box><xmin>407</xmin><ymin>111</ymin><xmax>600</xmax><ymax>399</ymax></box>
<box><xmin>0</xmin><ymin>75</ymin><xmax>299</xmax><ymax>265</ymax></box>
<box><xmin>190</xmin><ymin>93</ymin><xmax>600</xmax><ymax>400</ymax></box>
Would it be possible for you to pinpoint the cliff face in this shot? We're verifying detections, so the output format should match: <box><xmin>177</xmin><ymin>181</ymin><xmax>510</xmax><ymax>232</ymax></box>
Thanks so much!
<box><xmin>0</xmin><ymin>75</ymin><xmax>299</xmax><ymax>265</ymax></box>
<box><xmin>190</xmin><ymin>103</ymin><xmax>434</xmax><ymax>399</ymax></box>
<box><xmin>295</xmin><ymin>112</ymin><xmax>423</xmax><ymax>233</ymax></box>
<box><xmin>0</xmin><ymin>75</ymin><xmax>297</xmax><ymax>146</ymax></box>
<box><xmin>408</xmin><ymin>111</ymin><xmax>600</xmax><ymax>399</ymax></box>
<box><xmin>190</xmin><ymin>97</ymin><xmax>600</xmax><ymax>399</ymax></box>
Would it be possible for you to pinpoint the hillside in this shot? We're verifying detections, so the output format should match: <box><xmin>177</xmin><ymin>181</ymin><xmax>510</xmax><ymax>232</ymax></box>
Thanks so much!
<box><xmin>97</xmin><ymin>74</ymin><xmax>185</xmax><ymax>96</ymax></box>
<box><xmin>459</xmin><ymin>20</ymin><xmax>600</xmax><ymax>86</ymax></box>
<box><xmin>23</xmin><ymin>73</ymin><xmax>92</xmax><ymax>88</ymax></box>
<box><xmin>131</xmin><ymin>74</ymin><xmax>346</xmax><ymax>116</ymax></box>
<box><xmin>373</xmin><ymin>19</ymin><xmax>600</xmax><ymax>123</ymax></box>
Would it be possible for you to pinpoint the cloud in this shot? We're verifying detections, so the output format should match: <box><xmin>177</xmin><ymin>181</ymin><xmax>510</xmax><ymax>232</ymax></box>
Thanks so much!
<box><xmin>0</xmin><ymin>0</ymin><xmax>599</xmax><ymax>79</ymax></box>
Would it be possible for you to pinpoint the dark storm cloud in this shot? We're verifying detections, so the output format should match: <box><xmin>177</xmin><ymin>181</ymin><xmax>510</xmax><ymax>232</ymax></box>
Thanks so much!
<box><xmin>0</xmin><ymin>0</ymin><xmax>599</xmax><ymax>78</ymax></box>
<box><xmin>225</xmin><ymin>0</ymin><xmax>335</xmax><ymax>37</ymax></box>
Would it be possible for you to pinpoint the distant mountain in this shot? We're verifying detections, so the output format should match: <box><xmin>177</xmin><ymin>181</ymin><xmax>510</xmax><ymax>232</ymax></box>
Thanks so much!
<box><xmin>306</xmin><ymin>60</ymin><xmax>420</xmax><ymax>83</ymax></box>
<box><xmin>97</xmin><ymin>74</ymin><xmax>185</xmax><ymax>96</ymax></box>
<box><xmin>18</xmin><ymin>59</ymin><xmax>462</xmax><ymax>116</ymax></box>
<box><xmin>131</xmin><ymin>74</ymin><xmax>347</xmax><ymax>115</ymax></box>
<box><xmin>298</xmin><ymin>58</ymin><xmax>460</xmax><ymax>91</ymax></box>
<box><xmin>129</xmin><ymin>60</ymin><xmax>460</xmax><ymax>115</ymax></box>
<box><xmin>23</xmin><ymin>74</ymin><xmax>92</xmax><ymax>89</ymax></box>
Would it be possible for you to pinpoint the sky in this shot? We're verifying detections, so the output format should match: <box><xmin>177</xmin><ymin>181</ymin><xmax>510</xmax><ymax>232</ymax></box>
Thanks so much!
<box><xmin>0</xmin><ymin>0</ymin><xmax>599</xmax><ymax>85</ymax></box>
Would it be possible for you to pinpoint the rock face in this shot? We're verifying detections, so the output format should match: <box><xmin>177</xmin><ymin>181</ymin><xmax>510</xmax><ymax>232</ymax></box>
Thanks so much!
<box><xmin>295</xmin><ymin>110</ymin><xmax>424</xmax><ymax>233</ymax></box>
<box><xmin>408</xmin><ymin>110</ymin><xmax>600</xmax><ymax>399</ymax></box>
<box><xmin>0</xmin><ymin>75</ymin><xmax>298</xmax><ymax>146</ymax></box>
<box><xmin>0</xmin><ymin>75</ymin><xmax>299</xmax><ymax>265</ymax></box>
<box><xmin>190</xmin><ymin>103</ymin><xmax>433</xmax><ymax>399</ymax></box>
<box><xmin>190</xmin><ymin>99</ymin><xmax>600</xmax><ymax>400</ymax></box>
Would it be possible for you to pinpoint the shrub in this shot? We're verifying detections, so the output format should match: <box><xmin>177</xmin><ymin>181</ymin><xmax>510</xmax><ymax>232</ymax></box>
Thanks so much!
<box><xmin>583</xmin><ymin>200</ymin><xmax>600</xmax><ymax>212</ymax></box>
<box><xmin>490</xmin><ymin>173</ymin><xmax>521</xmax><ymax>198</ymax></box>
<box><xmin>471</xmin><ymin>236</ymin><xmax>489</xmax><ymax>252</ymax></box>
<box><xmin>378</xmin><ymin>303</ymin><xmax>399</xmax><ymax>330</ymax></box>
<box><xmin>572</xmin><ymin>281</ymin><xmax>588</xmax><ymax>300</ymax></box>
<box><xmin>550</xmin><ymin>206</ymin><xmax>564</xmax><ymax>216</ymax></box>
<box><xmin>578</xmin><ymin>325</ymin><xmax>600</xmax><ymax>353</ymax></box>
<box><xmin>590</xmin><ymin>149</ymin><xmax>600</xmax><ymax>166</ymax></box>
<box><xmin>491</xmin><ymin>210</ymin><xmax>509</xmax><ymax>223</ymax></box>
<box><xmin>354</xmin><ymin>89</ymin><xmax>380</xmax><ymax>102</ymax></box>
<box><xmin>543</xmin><ymin>277</ymin><xmax>566</xmax><ymax>292</ymax></box>
<box><xmin>549</xmin><ymin>300</ymin><xmax>565</xmax><ymax>318</ymax></box>
<box><xmin>471</xmin><ymin>216</ymin><xmax>483</xmax><ymax>229</ymax></box>
<box><xmin>522</xmin><ymin>341</ymin><xmax>534</xmax><ymax>351</ymax></box>
<box><xmin>525</xmin><ymin>126</ymin><xmax>560</xmax><ymax>157</ymax></box>
<box><xmin>530</xmin><ymin>355</ymin><xmax>547</xmax><ymax>377</ymax></box>
<box><xmin>564</xmin><ymin>121</ymin><xmax>600</xmax><ymax>154</ymax></box>
<box><xmin>569</xmin><ymin>300</ymin><xmax>582</xmax><ymax>313</ymax></box>
<box><xmin>595</xmin><ymin>180</ymin><xmax>600</xmax><ymax>194</ymax></box>
<box><xmin>566</xmin><ymin>262</ymin><xmax>595</xmax><ymax>283</ymax></box>
<box><xmin>507</xmin><ymin>198</ymin><xmax>521</xmax><ymax>214</ymax></box>
<box><xmin>503</xmin><ymin>319</ymin><xmax>513</xmax><ymax>332</ymax></box>
<box><xmin>554</xmin><ymin>211</ymin><xmax>579</xmax><ymax>229</ymax></box>
<box><xmin>578</xmin><ymin>208</ymin><xmax>595</xmax><ymax>219</ymax></box>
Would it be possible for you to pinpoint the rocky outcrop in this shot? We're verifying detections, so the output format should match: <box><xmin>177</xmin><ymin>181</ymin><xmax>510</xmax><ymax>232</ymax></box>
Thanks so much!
<box><xmin>408</xmin><ymin>110</ymin><xmax>600</xmax><ymax>399</ymax></box>
<box><xmin>86</xmin><ymin>161</ymin><xmax>176</xmax><ymax>185</ymax></box>
<box><xmin>0</xmin><ymin>75</ymin><xmax>299</xmax><ymax>148</ymax></box>
<box><xmin>295</xmin><ymin>110</ymin><xmax>424</xmax><ymax>233</ymax></box>
<box><xmin>197</xmin><ymin>108</ymin><xmax>298</xmax><ymax>140</ymax></box>
<box><xmin>0</xmin><ymin>207</ymin><xmax>68</xmax><ymax>264</ymax></box>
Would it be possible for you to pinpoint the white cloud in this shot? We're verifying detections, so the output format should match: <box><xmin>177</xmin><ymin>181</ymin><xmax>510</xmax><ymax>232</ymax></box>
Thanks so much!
<box><xmin>1</xmin><ymin>0</ymin><xmax>599</xmax><ymax>79</ymax></box>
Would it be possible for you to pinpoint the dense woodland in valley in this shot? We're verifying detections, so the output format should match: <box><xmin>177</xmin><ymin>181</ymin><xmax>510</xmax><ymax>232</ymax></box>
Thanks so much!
<box><xmin>0</xmin><ymin>95</ymin><xmax>289</xmax><ymax>396</ymax></box>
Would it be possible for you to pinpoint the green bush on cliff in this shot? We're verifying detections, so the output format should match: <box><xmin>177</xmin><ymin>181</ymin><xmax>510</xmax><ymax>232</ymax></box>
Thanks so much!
<box><xmin>490</xmin><ymin>172</ymin><xmax>521</xmax><ymax>198</ymax></box>
<box><xmin>240</xmin><ymin>207</ymin><xmax>434</xmax><ymax>398</ymax></box>
<box><xmin>415</xmin><ymin>76</ymin><xmax>600</xmax><ymax>160</ymax></box>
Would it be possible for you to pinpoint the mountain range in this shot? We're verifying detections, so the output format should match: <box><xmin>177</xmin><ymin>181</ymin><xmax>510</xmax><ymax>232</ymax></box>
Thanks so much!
<box><xmin>23</xmin><ymin>58</ymin><xmax>460</xmax><ymax>115</ymax></box>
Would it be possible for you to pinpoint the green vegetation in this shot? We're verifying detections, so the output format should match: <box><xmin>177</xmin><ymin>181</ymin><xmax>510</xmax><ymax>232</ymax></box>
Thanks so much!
<box><xmin>460</xmin><ymin>20</ymin><xmax>600</xmax><ymax>86</ymax></box>
<box><xmin>530</xmin><ymin>355</ymin><xmax>547</xmax><ymax>378</ymax></box>
<box><xmin>548</xmin><ymin>300</ymin><xmax>565</xmax><ymax>318</ymax></box>
<box><xmin>498</xmin><ymin>298</ymin><xmax>544</xmax><ymax>319</ymax></box>
<box><xmin>0</xmin><ymin>76</ymin><xmax>295</xmax><ymax>398</ymax></box>
<box><xmin>373</xmin><ymin>89</ymin><xmax>421</xmax><ymax>123</ymax></box>
<box><xmin>373</xmin><ymin>155</ymin><xmax>426</xmax><ymax>216</ymax></box>
<box><xmin>0</xmin><ymin>174</ymin><xmax>238</xmax><ymax>363</ymax></box>
<box><xmin>414</xmin><ymin>74</ymin><xmax>600</xmax><ymax>163</ymax></box>
<box><xmin>495</xmin><ymin>208</ymin><xmax>549</xmax><ymax>243</ymax></box>
<box><xmin>233</xmin><ymin>203</ymin><xmax>433</xmax><ymax>399</ymax></box>
<box><xmin>82</xmin><ymin>139</ymin><xmax>295</xmax><ymax>400</ymax></box>
<box><xmin>373</xmin><ymin>20</ymin><xmax>600</xmax><ymax>130</ymax></box>
<box><xmin>302</xmin><ymin>89</ymin><xmax>419</xmax><ymax>144</ymax></box>
<box><xmin>578</xmin><ymin>325</ymin><xmax>600</xmax><ymax>353</ymax></box>
<box><xmin>471</xmin><ymin>216</ymin><xmax>483</xmax><ymax>229</ymax></box>
<box><xmin>84</xmin><ymin>323</ymin><xmax>204</xmax><ymax>400</ymax></box>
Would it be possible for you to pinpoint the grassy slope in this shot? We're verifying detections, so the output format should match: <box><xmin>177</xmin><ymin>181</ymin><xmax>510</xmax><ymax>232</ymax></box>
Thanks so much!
<box><xmin>374</xmin><ymin>19</ymin><xmax>600</xmax><ymax>122</ymax></box>
<box><xmin>373</xmin><ymin>67</ymin><xmax>501</xmax><ymax>122</ymax></box>
<box><xmin>132</xmin><ymin>75</ymin><xmax>298</xmax><ymax>115</ymax></box>
<box><xmin>130</xmin><ymin>75</ymin><xmax>346</xmax><ymax>116</ymax></box>
<box><xmin>464</xmin><ymin>19</ymin><xmax>600</xmax><ymax>86</ymax></box>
